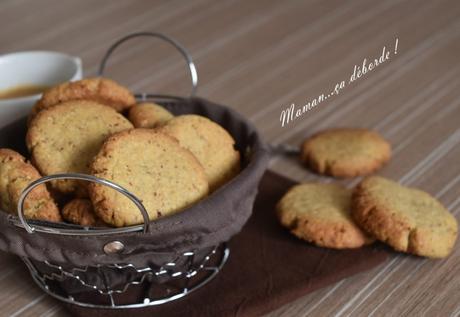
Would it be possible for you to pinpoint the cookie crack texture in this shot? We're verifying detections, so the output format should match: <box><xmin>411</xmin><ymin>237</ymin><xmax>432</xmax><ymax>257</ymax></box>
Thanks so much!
<box><xmin>352</xmin><ymin>176</ymin><xmax>458</xmax><ymax>258</ymax></box>
<box><xmin>301</xmin><ymin>128</ymin><xmax>391</xmax><ymax>178</ymax></box>
<box><xmin>277</xmin><ymin>183</ymin><xmax>373</xmax><ymax>249</ymax></box>
<box><xmin>0</xmin><ymin>148</ymin><xmax>61</xmax><ymax>222</ymax></box>
<box><xmin>26</xmin><ymin>101</ymin><xmax>133</xmax><ymax>194</ymax></box>
<box><xmin>128</xmin><ymin>103</ymin><xmax>174</xmax><ymax>129</ymax></box>
<box><xmin>158</xmin><ymin>115</ymin><xmax>240</xmax><ymax>191</ymax></box>
<box><xmin>88</xmin><ymin>129</ymin><xmax>209</xmax><ymax>227</ymax></box>
<box><xmin>407</xmin><ymin>227</ymin><xmax>419</xmax><ymax>253</ymax></box>
<box><xmin>29</xmin><ymin>77</ymin><xmax>136</xmax><ymax>123</ymax></box>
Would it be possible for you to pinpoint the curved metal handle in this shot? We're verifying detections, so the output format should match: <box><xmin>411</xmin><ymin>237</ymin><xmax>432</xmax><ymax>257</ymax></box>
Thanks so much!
<box><xmin>17</xmin><ymin>173</ymin><xmax>150</xmax><ymax>235</ymax></box>
<box><xmin>98</xmin><ymin>32</ymin><xmax>198</xmax><ymax>97</ymax></box>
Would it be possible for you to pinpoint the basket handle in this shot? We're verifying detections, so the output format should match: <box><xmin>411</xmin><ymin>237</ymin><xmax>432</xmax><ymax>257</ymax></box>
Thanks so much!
<box><xmin>16</xmin><ymin>173</ymin><xmax>150</xmax><ymax>235</ymax></box>
<box><xmin>98</xmin><ymin>32</ymin><xmax>199</xmax><ymax>97</ymax></box>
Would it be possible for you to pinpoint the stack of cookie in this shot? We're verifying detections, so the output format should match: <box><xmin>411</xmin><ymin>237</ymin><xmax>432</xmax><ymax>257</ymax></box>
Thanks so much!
<box><xmin>0</xmin><ymin>77</ymin><xmax>241</xmax><ymax>228</ymax></box>
<box><xmin>277</xmin><ymin>129</ymin><xmax>458</xmax><ymax>258</ymax></box>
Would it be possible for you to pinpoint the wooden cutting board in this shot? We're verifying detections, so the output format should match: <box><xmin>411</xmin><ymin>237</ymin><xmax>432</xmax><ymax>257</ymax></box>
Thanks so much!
<box><xmin>66</xmin><ymin>170</ymin><xmax>389</xmax><ymax>317</ymax></box>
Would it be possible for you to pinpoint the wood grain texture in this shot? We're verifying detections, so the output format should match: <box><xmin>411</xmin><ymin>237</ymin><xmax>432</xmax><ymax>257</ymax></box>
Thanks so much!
<box><xmin>0</xmin><ymin>0</ymin><xmax>459</xmax><ymax>316</ymax></box>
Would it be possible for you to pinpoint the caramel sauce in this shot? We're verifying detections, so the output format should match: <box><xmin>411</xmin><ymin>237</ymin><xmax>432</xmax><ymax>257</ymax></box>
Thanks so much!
<box><xmin>0</xmin><ymin>84</ymin><xmax>48</xmax><ymax>100</ymax></box>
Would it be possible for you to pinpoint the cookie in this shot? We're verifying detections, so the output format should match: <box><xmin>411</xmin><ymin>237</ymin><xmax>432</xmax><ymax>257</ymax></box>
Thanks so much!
<box><xmin>277</xmin><ymin>183</ymin><xmax>373</xmax><ymax>249</ymax></box>
<box><xmin>352</xmin><ymin>176</ymin><xmax>458</xmax><ymax>258</ymax></box>
<box><xmin>26</xmin><ymin>101</ymin><xmax>133</xmax><ymax>194</ymax></box>
<box><xmin>0</xmin><ymin>148</ymin><xmax>61</xmax><ymax>222</ymax></box>
<box><xmin>128</xmin><ymin>103</ymin><xmax>174</xmax><ymax>128</ymax></box>
<box><xmin>158</xmin><ymin>115</ymin><xmax>240</xmax><ymax>191</ymax></box>
<box><xmin>89</xmin><ymin>129</ymin><xmax>209</xmax><ymax>227</ymax></box>
<box><xmin>301</xmin><ymin>128</ymin><xmax>391</xmax><ymax>178</ymax></box>
<box><xmin>62</xmin><ymin>199</ymin><xmax>105</xmax><ymax>227</ymax></box>
<box><xmin>30</xmin><ymin>77</ymin><xmax>136</xmax><ymax>122</ymax></box>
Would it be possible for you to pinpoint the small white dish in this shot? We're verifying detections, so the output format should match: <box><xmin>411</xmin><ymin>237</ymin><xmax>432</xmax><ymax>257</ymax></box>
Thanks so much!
<box><xmin>0</xmin><ymin>51</ymin><xmax>83</xmax><ymax>127</ymax></box>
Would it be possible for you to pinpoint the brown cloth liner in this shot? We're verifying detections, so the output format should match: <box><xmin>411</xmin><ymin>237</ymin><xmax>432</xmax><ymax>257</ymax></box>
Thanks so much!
<box><xmin>0</xmin><ymin>97</ymin><xmax>270</xmax><ymax>268</ymax></box>
<box><xmin>66</xmin><ymin>171</ymin><xmax>389</xmax><ymax>317</ymax></box>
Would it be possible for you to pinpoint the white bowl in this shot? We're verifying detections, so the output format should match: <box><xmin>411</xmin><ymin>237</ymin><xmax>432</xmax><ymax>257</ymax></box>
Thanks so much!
<box><xmin>0</xmin><ymin>51</ymin><xmax>83</xmax><ymax>127</ymax></box>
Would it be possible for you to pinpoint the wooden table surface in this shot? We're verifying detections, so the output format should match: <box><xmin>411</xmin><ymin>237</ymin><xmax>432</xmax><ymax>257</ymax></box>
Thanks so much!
<box><xmin>0</xmin><ymin>0</ymin><xmax>459</xmax><ymax>316</ymax></box>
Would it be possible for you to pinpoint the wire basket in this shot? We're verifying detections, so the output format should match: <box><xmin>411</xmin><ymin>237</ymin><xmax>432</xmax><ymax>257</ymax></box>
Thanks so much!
<box><xmin>17</xmin><ymin>172</ymin><xmax>229</xmax><ymax>309</ymax></box>
<box><xmin>23</xmin><ymin>244</ymin><xmax>229</xmax><ymax>308</ymax></box>
<box><xmin>0</xmin><ymin>32</ymin><xmax>269</xmax><ymax>309</ymax></box>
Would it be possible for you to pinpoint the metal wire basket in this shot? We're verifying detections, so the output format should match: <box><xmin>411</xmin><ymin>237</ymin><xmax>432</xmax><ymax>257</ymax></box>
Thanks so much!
<box><xmin>16</xmin><ymin>172</ymin><xmax>230</xmax><ymax>309</ymax></box>
<box><xmin>23</xmin><ymin>244</ymin><xmax>229</xmax><ymax>309</ymax></box>
<box><xmin>0</xmin><ymin>32</ymin><xmax>270</xmax><ymax>309</ymax></box>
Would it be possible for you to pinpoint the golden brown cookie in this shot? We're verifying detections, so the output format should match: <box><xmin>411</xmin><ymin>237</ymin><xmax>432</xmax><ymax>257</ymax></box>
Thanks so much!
<box><xmin>352</xmin><ymin>176</ymin><xmax>458</xmax><ymax>258</ymax></box>
<box><xmin>301</xmin><ymin>128</ymin><xmax>391</xmax><ymax>178</ymax></box>
<box><xmin>277</xmin><ymin>183</ymin><xmax>373</xmax><ymax>249</ymax></box>
<box><xmin>89</xmin><ymin>129</ymin><xmax>209</xmax><ymax>227</ymax></box>
<box><xmin>158</xmin><ymin>115</ymin><xmax>240</xmax><ymax>191</ymax></box>
<box><xmin>26</xmin><ymin>101</ymin><xmax>133</xmax><ymax>194</ymax></box>
<box><xmin>0</xmin><ymin>148</ymin><xmax>61</xmax><ymax>222</ymax></box>
<box><xmin>128</xmin><ymin>103</ymin><xmax>174</xmax><ymax>128</ymax></box>
<box><xmin>62</xmin><ymin>199</ymin><xmax>105</xmax><ymax>227</ymax></box>
<box><xmin>30</xmin><ymin>77</ymin><xmax>136</xmax><ymax>122</ymax></box>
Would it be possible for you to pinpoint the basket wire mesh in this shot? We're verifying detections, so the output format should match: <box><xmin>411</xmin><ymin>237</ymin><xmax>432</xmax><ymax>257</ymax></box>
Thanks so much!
<box><xmin>22</xmin><ymin>244</ymin><xmax>229</xmax><ymax>308</ymax></box>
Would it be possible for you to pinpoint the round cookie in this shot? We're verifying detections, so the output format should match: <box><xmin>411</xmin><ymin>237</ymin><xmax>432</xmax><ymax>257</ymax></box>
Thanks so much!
<box><xmin>158</xmin><ymin>115</ymin><xmax>240</xmax><ymax>191</ymax></box>
<box><xmin>26</xmin><ymin>101</ymin><xmax>133</xmax><ymax>194</ymax></box>
<box><xmin>352</xmin><ymin>176</ymin><xmax>458</xmax><ymax>258</ymax></box>
<box><xmin>0</xmin><ymin>148</ymin><xmax>61</xmax><ymax>222</ymax></box>
<box><xmin>301</xmin><ymin>128</ymin><xmax>391</xmax><ymax>178</ymax></box>
<box><xmin>89</xmin><ymin>129</ymin><xmax>209</xmax><ymax>227</ymax></box>
<box><xmin>30</xmin><ymin>77</ymin><xmax>135</xmax><ymax>122</ymax></box>
<box><xmin>277</xmin><ymin>183</ymin><xmax>373</xmax><ymax>249</ymax></box>
<box><xmin>128</xmin><ymin>103</ymin><xmax>174</xmax><ymax>129</ymax></box>
<box><xmin>62</xmin><ymin>199</ymin><xmax>105</xmax><ymax>227</ymax></box>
